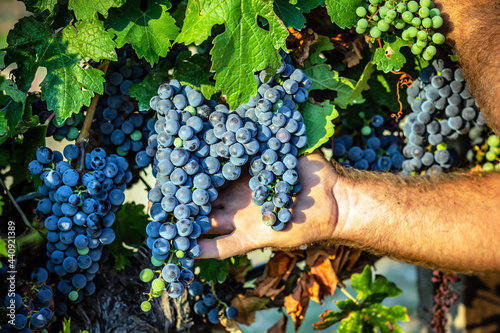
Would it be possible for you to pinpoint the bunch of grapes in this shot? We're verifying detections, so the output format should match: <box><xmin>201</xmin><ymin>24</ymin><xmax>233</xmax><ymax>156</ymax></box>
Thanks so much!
<box><xmin>403</xmin><ymin>59</ymin><xmax>486</xmax><ymax>174</ymax></box>
<box><xmin>92</xmin><ymin>46</ymin><xmax>154</xmax><ymax>166</ymax></box>
<box><xmin>355</xmin><ymin>0</ymin><xmax>445</xmax><ymax>60</ymax></box>
<box><xmin>1</xmin><ymin>268</ymin><xmax>67</xmax><ymax>332</ymax></box>
<box><xmin>429</xmin><ymin>271</ymin><xmax>461</xmax><ymax>333</ymax></box>
<box><xmin>28</xmin><ymin>145</ymin><xmax>128</xmax><ymax>305</ymax></box>
<box><xmin>333</xmin><ymin>114</ymin><xmax>404</xmax><ymax>172</ymax></box>
<box><xmin>467</xmin><ymin>134</ymin><xmax>500</xmax><ymax>172</ymax></box>
<box><xmin>189</xmin><ymin>281</ymin><xmax>239</xmax><ymax>324</ymax></box>
<box><xmin>246</xmin><ymin>55</ymin><xmax>309</xmax><ymax>230</ymax></box>
<box><xmin>31</xmin><ymin>98</ymin><xmax>84</xmax><ymax>141</ymax></box>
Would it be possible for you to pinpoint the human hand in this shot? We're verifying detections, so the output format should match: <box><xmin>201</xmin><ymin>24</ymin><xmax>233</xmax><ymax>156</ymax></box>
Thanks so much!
<box><xmin>198</xmin><ymin>151</ymin><xmax>340</xmax><ymax>259</ymax></box>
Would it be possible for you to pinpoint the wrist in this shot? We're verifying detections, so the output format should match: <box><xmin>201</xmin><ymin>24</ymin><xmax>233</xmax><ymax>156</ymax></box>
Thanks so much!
<box><xmin>329</xmin><ymin>167</ymin><xmax>354</xmax><ymax>242</ymax></box>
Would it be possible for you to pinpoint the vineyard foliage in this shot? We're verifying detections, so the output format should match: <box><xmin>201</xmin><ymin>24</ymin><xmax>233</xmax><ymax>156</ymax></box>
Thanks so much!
<box><xmin>0</xmin><ymin>0</ymin><xmax>467</xmax><ymax>331</ymax></box>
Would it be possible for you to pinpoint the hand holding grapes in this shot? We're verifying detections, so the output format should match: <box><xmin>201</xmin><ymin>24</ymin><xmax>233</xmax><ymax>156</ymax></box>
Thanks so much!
<box><xmin>198</xmin><ymin>151</ymin><xmax>340</xmax><ymax>259</ymax></box>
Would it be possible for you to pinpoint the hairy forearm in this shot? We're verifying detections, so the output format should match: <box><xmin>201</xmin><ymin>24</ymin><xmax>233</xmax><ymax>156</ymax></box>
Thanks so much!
<box><xmin>435</xmin><ymin>0</ymin><xmax>500</xmax><ymax>133</ymax></box>
<box><xmin>331</xmin><ymin>166</ymin><xmax>500</xmax><ymax>273</ymax></box>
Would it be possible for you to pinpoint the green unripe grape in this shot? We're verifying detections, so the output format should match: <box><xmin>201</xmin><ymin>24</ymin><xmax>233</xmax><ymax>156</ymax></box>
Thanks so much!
<box><xmin>152</xmin><ymin>278</ymin><xmax>165</xmax><ymax>292</ymax></box>
<box><xmin>151</xmin><ymin>257</ymin><xmax>165</xmax><ymax>267</ymax></box>
<box><xmin>488</xmin><ymin>135</ymin><xmax>500</xmax><ymax>147</ymax></box>
<box><xmin>485</xmin><ymin>151</ymin><xmax>497</xmax><ymax>162</ymax></box>
<box><xmin>402</xmin><ymin>30</ymin><xmax>410</xmax><ymax>41</ymax></box>
<box><xmin>174</xmin><ymin>137</ymin><xmax>183</xmax><ymax>148</ymax></box>
<box><xmin>432</xmin><ymin>32</ymin><xmax>445</xmax><ymax>44</ymax></box>
<box><xmin>407</xmin><ymin>1</ymin><xmax>419</xmax><ymax>12</ymax></box>
<box><xmin>430</xmin><ymin>8</ymin><xmax>441</xmax><ymax>18</ymax></box>
<box><xmin>370</xmin><ymin>26</ymin><xmax>382</xmax><ymax>38</ymax></box>
<box><xmin>379</xmin><ymin>6</ymin><xmax>389</xmax><ymax>17</ymax></box>
<box><xmin>130</xmin><ymin>130</ymin><xmax>142</xmax><ymax>141</ymax></box>
<box><xmin>402</xmin><ymin>11</ymin><xmax>414</xmax><ymax>22</ymax></box>
<box><xmin>420</xmin><ymin>0</ymin><xmax>432</xmax><ymax>8</ymax></box>
<box><xmin>356</xmin><ymin>6</ymin><xmax>367</xmax><ymax>17</ymax></box>
<box><xmin>419</xmin><ymin>7</ymin><xmax>430</xmax><ymax>18</ymax></box>
<box><xmin>272</xmin><ymin>100</ymin><xmax>283</xmax><ymax>111</ymax></box>
<box><xmin>355</xmin><ymin>26</ymin><xmax>366</xmax><ymax>34</ymax></box>
<box><xmin>152</xmin><ymin>289</ymin><xmax>163</xmax><ymax>298</ymax></box>
<box><xmin>116</xmin><ymin>147</ymin><xmax>128</xmax><ymax>156</ymax></box>
<box><xmin>140</xmin><ymin>268</ymin><xmax>155</xmax><ymax>282</ymax></box>
<box><xmin>358</xmin><ymin>18</ymin><xmax>369</xmax><ymax>28</ymax></box>
<box><xmin>383</xmin><ymin>16</ymin><xmax>393</xmax><ymax>24</ymax></box>
<box><xmin>422</xmin><ymin>17</ymin><xmax>433</xmax><ymax>29</ymax></box>
<box><xmin>368</xmin><ymin>5</ymin><xmax>378</xmax><ymax>13</ymax></box>
<box><xmin>422</xmin><ymin>52</ymin><xmax>433</xmax><ymax>61</ymax></box>
<box><xmin>411</xmin><ymin>44</ymin><xmax>423</xmax><ymax>55</ymax></box>
<box><xmin>77</xmin><ymin>247</ymin><xmax>89</xmax><ymax>255</ymax></box>
<box><xmin>397</xmin><ymin>3</ymin><xmax>407</xmax><ymax>13</ymax></box>
<box><xmin>358</xmin><ymin>112</ymin><xmax>365</xmax><ymax>118</ymax></box>
<box><xmin>412</xmin><ymin>17</ymin><xmax>422</xmax><ymax>27</ymax></box>
<box><xmin>386</xmin><ymin>9</ymin><xmax>397</xmax><ymax>20</ymax></box>
<box><xmin>141</xmin><ymin>301</ymin><xmax>152</xmax><ymax>312</ymax></box>
<box><xmin>68</xmin><ymin>291</ymin><xmax>78</xmax><ymax>301</ymax></box>
<box><xmin>394</xmin><ymin>19</ymin><xmax>406</xmax><ymax>29</ymax></box>
<box><xmin>385</xmin><ymin>1</ymin><xmax>396</xmax><ymax>9</ymax></box>
<box><xmin>53</xmin><ymin>134</ymin><xmax>65</xmax><ymax>141</ymax></box>
<box><xmin>483</xmin><ymin>162</ymin><xmax>495</xmax><ymax>172</ymax></box>
<box><xmin>66</xmin><ymin>127</ymin><xmax>79</xmax><ymax>141</ymax></box>
<box><xmin>495</xmin><ymin>163</ymin><xmax>500</xmax><ymax>171</ymax></box>
<box><xmin>425</xmin><ymin>45</ymin><xmax>437</xmax><ymax>56</ymax></box>
<box><xmin>361</xmin><ymin>126</ymin><xmax>372</xmax><ymax>136</ymax></box>
<box><xmin>417</xmin><ymin>30</ymin><xmax>428</xmax><ymax>41</ymax></box>
<box><xmin>184</xmin><ymin>105</ymin><xmax>196</xmax><ymax>116</ymax></box>
<box><xmin>372</xmin><ymin>15</ymin><xmax>380</xmax><ymax>21</ymax></box>
<box><xmin>369</xmin><ymin>0</ymin><xmax>380</xmax><ymax>4</ymax></box>
<box><xmin>176</xmin><ymin>250</ymin><xmax>185</xmax><ymax>258</ymax></box>
<box><xmin>407</xmin><ymin>26</ymin><xmax>418</xmax><ymax>37</ymax></box>
<box><xmin>491</xmin><ymin>147</ymin><xmax>500</xmax><ymax>155</ymax></box>
<box><xmin>432</xmin><ymin>16</ymin><xmax>443</xmax><ymax>29</ymax></box>
<box><xmin>42</xmin><ymin>330</ymin><xmax>48</xmax><ymax>333</ymax></box>
<box><xmin>416</xmin><ymin>39</ymin><xmax>427</xmax><ymax>48</ymax></box>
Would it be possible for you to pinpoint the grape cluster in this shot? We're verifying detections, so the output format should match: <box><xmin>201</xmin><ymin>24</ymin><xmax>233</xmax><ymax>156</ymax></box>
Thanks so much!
<box><xmin>28</xmin><ymin>145</ymin><xmax>129</xmax><ymax>305</ymax></box>
<box><xmin>92</xmin><ymin>47</ymin><xmax>154</xmax><ymax>166</ymax></box>
<box><xmin>189</xmin><ymin>281</ymin><xmax>239</xmax><ymax>324</ymax></box>
<box><xmin>356</xmin><ymin>0</ymin><xmax>445</xmax><ymax>60</ymax></box>
<box><xmin>247</xmin><ymin>54</ymin><xmax>309</xmax><ymax>230</ymax></box>
<box><xmin>32</xmin><ymin>98</ymin><xmax>84</xmax><ymax>141</ymax></box>
<box><xmin>333</xmin><ymin>115</ymin><xmax>404</xmax><ymax>172</ymax></box>
<box><xmin>468</xmin><ymin>134</ymin><xmax>500</xmax><ymax>172</ymax></box>
<box><xmin>404</xmin><ymin>59</ymin><xmax>486</xmax><ymax>174</ymax></box>
<box><xmin>1</xmin><ymin>268</ymin><xmax>65</xmax><ymax>332</ymax></box>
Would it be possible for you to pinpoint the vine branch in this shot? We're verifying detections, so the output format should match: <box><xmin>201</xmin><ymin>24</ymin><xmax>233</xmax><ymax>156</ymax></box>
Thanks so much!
<box><xmin>0</xmin><ymin>177</ymin><xmax>34</xmax><ymax>230</ymax></box>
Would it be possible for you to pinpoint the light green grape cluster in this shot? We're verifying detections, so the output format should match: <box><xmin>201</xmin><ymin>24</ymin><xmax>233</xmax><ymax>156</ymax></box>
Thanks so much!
<box><xmin>478</xmin><ymin>134</ymin><xmax>500</xmax><ymax>172</ymax></box>
<box><xmin>356</xmin><ymin>0</ymin><xmax>445</xmax><ymax>61</ymax></box>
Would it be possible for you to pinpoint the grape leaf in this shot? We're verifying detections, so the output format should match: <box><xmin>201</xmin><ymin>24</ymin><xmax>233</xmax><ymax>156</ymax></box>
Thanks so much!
<box><xmin>107</xmin><ymin>0</ymin><xmax>179</xmax><ymax>65</ymax></box>
<box><xmin>69</xmin><ymin>0</ymin><xmax>126</xmax><ymax>22</ymax></box>
<box><xmin>108</xmin><ymin>202</ymin><xmax>148</xmax><ymax>270</ymax></box>
<box><xmin>62</xmin><ymin>20</ymin><xmax>117</xmax><ymax>61</ymax></box>
<box><xmin>325</xmin><ymin>0</ymin><xmax>365</xmax><ymax>29</ymax></box>
<box><xmin>0</xmin><ymin>79</ymin><xmax>28</xmax><ymax>143</ymax></box>
<box><xmin>274</xmin><ymin>0</ymin><xmax>318</xmax><ymax>30</ymax></box>
<box><xmin>129</xmin><ymin>60</ymin><xmax>171</xmax><ymax>111</ymax></box>
<box><xmin>373</xmin><ymin>35</ymin><xmax>411</xmax><ymax>73</ymax></box>
<box><xmin>334</xmin><ymin>61</ymin><xmax>374</xmax><ymax>108</ymax></box>
<box><xmin>304</xmin><ymin>35</ymin><xmax>335</xmax><ymax>66</ymax></box>
<box><xmin>37</xmin><ymin>0</ymin><xmax>58</xmax><ymax>13</ymax></box>
<box><xmin>175</xmin><ymin>0</ymin><xmax>289</xmax><ymax>108</ymax></box>
<box><xmin>313</xmin><ymin>266</ymin><xmax>409</xmax><ymax>331</ymax></box>
<box><xmin>0</xmin><ymin>237</ymin><xmax>7</xmax><ymax>257</ymax></box>
<box><xmin>4</xmin><ymin>15</ymin><xmax>106</xmax><ymax>124</ymax></box>
<box><xmin>299</xmin><ymin>99</ymin><xmax>338</xmax><ymax>155</ymax></box>
<box><xmin>195</xmin><ymin>258</ymin><xmax>230</xmax><ymax>284</ymax></box>
<box><xmin>173</xmin><ymin>51</ymin><xmax>218</xmax><ymax>101</ymax></box>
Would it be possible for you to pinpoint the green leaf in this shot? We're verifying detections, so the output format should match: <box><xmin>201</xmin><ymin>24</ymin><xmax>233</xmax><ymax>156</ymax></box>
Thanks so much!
<box><xmin>0</xmin><ymin>237</ymin><xmax>7</xmax><ymax>257</ymax></box>
<box><xmin>195</xmin><ymin>258</ymin><xmax>230</xmax><ymax>283</ymax></box>
<box><xmin>304</xmin><ymin>64</ymin><xmax>356</xmax><ymax>103</ymax></box>
<box><xmin>38</xmin><ymin>0</ymin><xmax>58</xmax><ymax>12</ymax></box>
<box><xmin>298</xmin><ymin>99</ymin><xmax>338</xmax><ymax>155</ymax></box>
<box><xmin>305</xmin><ymin>35</ymin><xmax>335</xmax><ymax>66</ymax></box>
<box><xmin>69</xmin><ymin>0</ymin><xmax>126</xmax><ymax>22</ymax></box>
<box><xmin>0</xmin><ymin>79</ymin><xmax>26</xmax><ymax>139</ymax></box>
<box><xmin>373</xmin><ymin>36</ymin><xmax>411</xmax><ymax>73</ymax></box>
<box><xmin>107</xmin><ymin>0</ymin><xmax>179</xmax><ymax>65</ymax></box>
<box><xmin>274</xmin><ymin>0</ymin><xmax>318</xmax><ymax>30</ymax></box>
<box><xmin>4</xmin><ymin>15</ymin><xmax>106</xmax><ymax>123</ymax></box>
<box><xmin>325</xmin><ymin>0</ymin><xmax>365</xmax><ymax>29</ymax></box>
<box><xmin>129</xmin><ymin>60</ymin><xmax>171</xmax><ymax>111</ymax></box>
<box><xmin>108</xmin><ymin>202</ymin><xmax>149</xmax><ymax>270</ymax></box>
<box><xmin>352</xmin><ymin>265</ymin><xmax>402</xmax><ymax>303</ymax></box>
<box><xmin>173</xmin><ymin>51</ymin><xmax>218</xmax><ymax>101</ymax></box>
<box><xmin>176</xmin><ymin>0</ymin><xmax>289</xmax><ymax>108</ymax></box>
<box><xmin>62</xmin><ymin>20</ymin><xmax>117</xmax><ymax>61</ymax></box>
<box><xmin>59</xmin><ymin>317</ymin><xmax>72</xmax><ymax>333</ymax></box>
<box><xmin>334</xmin><ymin>61</ymin><xmax>374</xmax><ymax>108</ymax></box>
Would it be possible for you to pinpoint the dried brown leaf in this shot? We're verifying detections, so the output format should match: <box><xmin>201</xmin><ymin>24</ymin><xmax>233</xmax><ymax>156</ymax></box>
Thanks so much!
<box><xmin>266</xmin><ymin>314</ymin><xmax>288</xmax><ymax>333</ymax></box>
<box><xmin>254</xmin><ymin>251</ymin><xmax>300</xmax><ymax>299</ymax></box>
<box><xmin>287</xmin><ymin>27</ymin><xmax>318</xmax><ymax>66</ymax></box>
<box><xmin>284</xmin><ymin>272</ymin><xmax>315</xmax><ymax>332</ymax></box>
<box><xmin>231</xmin><ymin>291</ymin><xmax>269</xmax><ymax>326</ymax></box>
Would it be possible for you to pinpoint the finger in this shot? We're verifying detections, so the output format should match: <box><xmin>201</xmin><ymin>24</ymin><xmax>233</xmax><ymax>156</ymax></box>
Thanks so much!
<box><xmin>198</xmin><ymin>234</ymin><xmax>249</xmax><ymax>259</ymax></box>
<box><xmin>203</xmin><ymin>208</ymin><xmax>235</xmax><ymax>234</ymax></box>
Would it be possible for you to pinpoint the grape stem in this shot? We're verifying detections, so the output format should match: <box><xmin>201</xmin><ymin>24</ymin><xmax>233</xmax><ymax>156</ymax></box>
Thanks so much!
<box><xmin>76</xmin><ymin>60</ymin><xmax>110</xmax><ymax>172</ymax></box>
<box><xmin>338</xmin><ymin>285</ymin><xmax>358</xmax><ymax>304</ymax></box>
<box><xmin>0</xmin><ymin>177</ymin><xmax>35</xmax><ymax>231</ymax></box>
<box><xmin>210</xmin><ymin>283</ymin><xmax>229</xmax><ymax>308</ymax></box>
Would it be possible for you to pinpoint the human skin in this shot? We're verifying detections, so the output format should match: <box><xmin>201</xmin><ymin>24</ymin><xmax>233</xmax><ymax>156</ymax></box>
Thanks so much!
<box><xmin>198</xmin><ymin>0</ymin><xmax>500</xmax><ymax>274</ymax></box>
